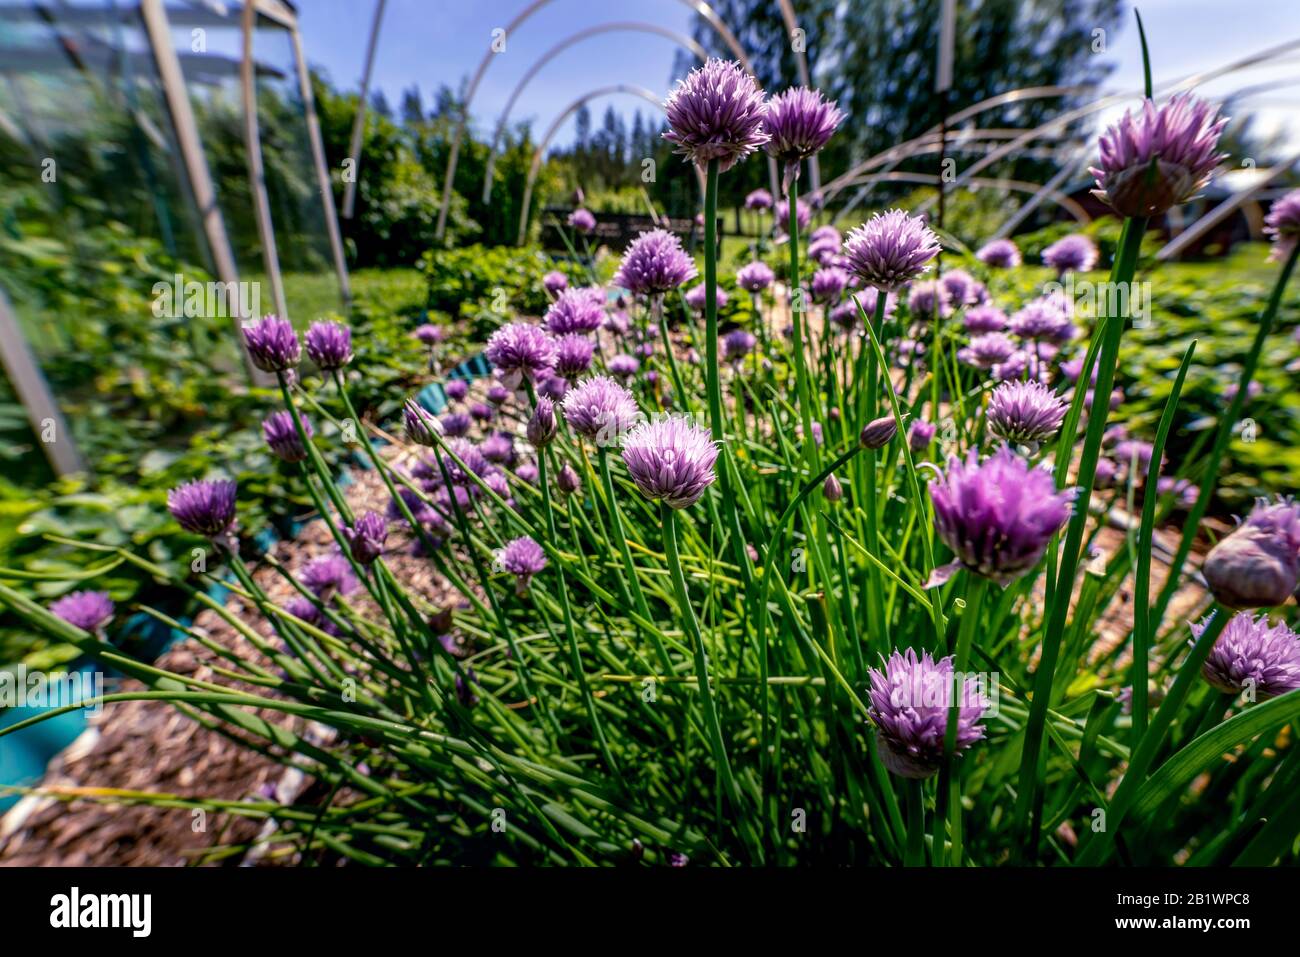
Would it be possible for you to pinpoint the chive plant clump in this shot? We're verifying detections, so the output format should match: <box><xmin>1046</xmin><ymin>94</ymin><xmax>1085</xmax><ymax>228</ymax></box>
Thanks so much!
<box><xmin>6</xmin><ymin>30</ymin><xmax>1300</xmax><ymax>869</ymax></box>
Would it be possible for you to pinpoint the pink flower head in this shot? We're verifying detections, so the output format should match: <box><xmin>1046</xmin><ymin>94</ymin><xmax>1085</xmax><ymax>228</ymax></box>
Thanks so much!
<box><xmin>867</xmin><ymin>647</ymin><xmax>989</xmax><ymax>779</ymax></box>
<box><xmin>485</xmin><ymin>322</ymin><xmax>557</xmax><ymax>390</ymax></box>
<box><xmin>842</xmin><ymin>209</ymin><xmax>941</xmax><ymax>292</ymax></box>
<box><xmin>930</xmin><ymin>447</ymin><xmax>1075</xmax><ymax>586</ymax></box>
<box><xmin>1091</xmin><ymin>93</ymin><xmax>1228</xmax><ymax>218</ymax></box>
<box><xmin>620</xmin><ymin>414</ymin><xmax>718</xmax><ymax>509</ymax></box>
<box><xmin>663</xmin><ymin>59</ymin><xmax>770</xmax><ymax>173</ymax></box>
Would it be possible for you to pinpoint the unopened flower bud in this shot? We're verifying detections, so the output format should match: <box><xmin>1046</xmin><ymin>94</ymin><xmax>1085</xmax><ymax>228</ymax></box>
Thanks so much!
<box><xmin>527</xmin><ymin>397</ymin><xmax>558</xmax><ymax>448</ymax></box>
<box><xmin>823</xmin><ymin>473</ymin><xmax>843</xmax><ymax>503</ymax></box>
<box><xmin>429</xmin><ymin>607</ymin><xmax>454</xmax><ymax>634</ymax></box>
<box><xmin>859</xmin><ymin>414</ymin><xmax>898</xmax><ymax>450</ymax></box>
<box><xmin>557</xmin><ymin>463</ymin><xmax>581</xmax><ymax>496</ymax></box>
<box><xmin>1203</xmin><ymin>503</ymin><xmax>1300</xmax><ymax>609</ymax></box>
<box><xmin>404</xmin><ymin>399</ymin><xmax>442</xmax><ymax>447</ymax></box>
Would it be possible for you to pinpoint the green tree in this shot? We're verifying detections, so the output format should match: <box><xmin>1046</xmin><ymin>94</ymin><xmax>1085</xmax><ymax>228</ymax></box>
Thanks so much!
<box><xmin>683</xmin><ymin>0</ymin><xmax>1125</xmax><ymax>211</ymax></box>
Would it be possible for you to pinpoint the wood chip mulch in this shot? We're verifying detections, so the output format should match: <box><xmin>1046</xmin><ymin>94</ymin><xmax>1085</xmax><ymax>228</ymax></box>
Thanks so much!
<box><xmin>0</xmin><ymin>459</ymin><xmax>459</xmax><ymax>867</ymax></box>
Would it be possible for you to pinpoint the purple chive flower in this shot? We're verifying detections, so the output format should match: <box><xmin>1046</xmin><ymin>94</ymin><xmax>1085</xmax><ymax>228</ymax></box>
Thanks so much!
<box><xmin>543</xmin><ymin>270</ymin><xmax>569</xmax><ymax>295</ymax></box>
<box><xmin>685</xmin><ymin>283</ymin><xmax>729</xmax><ymax>313</ymax></box>
<box><xmin>736</xmin><ymin>261</ymin><xmax>775</xmax><ymax>293</ymax></box>
<box><xmin>799</xmin><ymin>421</ymin><xmax>825</xmax><ymax>447</ymax></box>
<box><xmin>1010</xmin><ymin>294</ymin><xmax>1076</xmax><ymax>343</ymax></box>
<box><xmin>470</xmin><ymin>402</ymin><xmax>494</xmax><ymax>423</ymax></box>
<box><xmin>545</xmin><ymin>287</ymin><xmax>605</xmax><ymax>336</ymax></box>
<box><xmin>812</xmin><ymin>266</ymin><xmax>849</xmax><ymax>304</ymax></box>
<box><xmin>444</xmin><ymin>379</ymin><xmax>469</xmax><ymax>403</ymax></box>
<box><xmin>485</xmin><ymin>322</ymin><xmax>557</xmax><ymax>390</ymax></box>
<box><xmin>304</xmin><ymin>320</ymin><xmax>352</xmax><ymax>371</ymax></box>
<box><xmin>992</xmin><ymin>350</ymin><xmax>1030</xmax><ymax>382</ymax></box>
<box><xmin>930</xmin><ymin>447</ymin><xmax>1075</xmax><ymax>586</ymax></box>
<box><xmin>823</xmin><ymin>473</ymin><xmax>844</xmax><ymax>503</ymax></box>
<box><xmin>168</xmin><ymin>479</ymin><xmax>237</xmax><ymax>539</ymax></box>
<box><xmin>516</xmin><ymin>463</ymin><xmax>539</xmax><ymax>484</ymax></box>
<box><xmin>404</xmin><ymin>399</ymin><xmax>442</xmax><ymax>447</ymax></box>
<box><xmin>262</xmin><ymin>410</ymin><xmax>313</xmax><ymax>463</ymax></box>
<box><xmin>50</xmin><ymin>590</ymin><xmax>114</xmax><ymax>633</ymax></box>
<box><xmin>1058</xmin><ymin>357</ymin><xmax>1097</xmax><ymax>386</ymax></box>
<box><xmin>958</xmin><ymin>331</ymin><xmax>1018</xmax><ymax>370</ymax></box>
<box><xmin>430</xmin><ymin>438</ymin><xmax>490</xmax><ymax>489</ymax></box>
<box><xmin>1094</xmin><ymin>457</ymin><xmax>1120</xmax><ymax>489</ymax></box>
<box><xmin>976</xmin><ymin>238</ymin><xmax>1022</xmax><ymax>269</ymax></box>
<box><xmin>300</xmin><ymin>553</ymin><xmax>359</xmax><ymax>598</ymax></box>
<box><xmin>242</xmin><ymin>315</ymin><xmax>300</xmax><ymax>373</ymax></box>
<box><xmin>538</xmin><ymin>374</ymin><xmax>568</xmax><ymax>402</ymax></box>
<box><xmin>480</xmin><ymin>431</ymin><xmax>516</xmax><ymax>465</ymax></box>
<box><xmin>388</xmin><ymin>485</ymin><xmax>438</xmax><ymax>528</ymax></box>
<box><xmin>867</xmin><ymin>647</ymin><xmax>989</xmax><ymax>779</ymax></box>
<box><xmin>568</xmin><ymin>208</ymin><xmax>596</xmax><ymax>234</ymax></box>
<box><xmin>896</xmin><ymin>338</ymin><xmax>926</xmax><ymax>359</ymax></box>
<box><xmin>1112</xmin><ymin>439</ymin><xmax>1161</xmax><ymax>480</ymax></box>
<box><xmin>808</xmin><ymin>236</ymin><xmax>840</xmax><ymax>265</ymax></box>
<box><xmin>964</xmin><ymin>304</ymin><xmax>1008</xmax><ymax>334</ymax></box>
<box><xmin>613</xmin><ymin>229</ymin><xmax>698</xmax><ymax>296</ymax></box>
<box><xmin>1195</xmin><ymin>611</ymin><xmax>1300</xmax><ymax>701</ymax></box>
<box><xmin>663</xmin><ymin>58</ymin><xmax>770</xmax><ymax>172</ymax></box>
<box><xmin>527</xmin><ymin>397</ymin><xmax>558</xmax><ymax>448</ymax></box>
<box><xmin>431</xmin><ymin>485</ymin><xmax>473</xmax><ymax>523</ymax></box>
<box><xmin>810</xmin><ymin>224</ymin><xmax>841</xmax><ymax>244</ymax></box>
<box><xmin>343</xmin><ymin>511</ymin><xmax>388</xmax><ymax>565</ymax></box>
<box><xmin>554</xmin><ymin>334</ymin><xmax>595</xmax><ymax>380</ymax></box>
<box><xmin>1157</xmin><ymin>476</ymin><xmax>1199</xmax><ymax>508</ymax></box>
<box><xmin>745</xmin><ymin>188</ymin><xmax>773</xmax><ymax>211</ymax></box>
<box><xmin>608</xmin><ymin>353</ymin><xmax>640</xmax><ymax>379</ymax></box>
<box><xmin>842</xmin><ymin>209</ymin><xmax>942</xmax><ymax>292</ymax></box>
<box><xmin>722</xmin><ymin>329</ymin><xmax>757</xmax><ymax>362</ymax></box>
<box><xmin>562</xmin><ymin>375</ymin><xmax>642</xmax><ymax>446</ymax></box>
<box><xmin>620</xmin><ymin>414</ymin><xmax>718</xmax><ymax>509</ymax></box>
<box><xmin>907</xmin><ymin>280</ymin><xmax>951</xmax><ymax>318</ymax></box>
<box><xmin>1090</xmin><ymin>92</ymin><xmax>1228</xmax><ymax>218</ymax></box>
<box><xmin>484</xmin><ymin>469</ymin><xmax>512</xmax><ymax>503</ymax></box>
<box><xmin>487</xmin><ymin>384</ymin><xmax>511</xmax><ymax>406</ymax></box>
<box><xmin>909</xmin><ymin>420</ymin><xmax>937</xmax><ymax>452</ymax></box>
<box><xmin>1203</xmin><ymin>498</ymin><xmax>1300</xmax><ymax>609</ymax></box>
<box><xmin>939</xmin><ymin>269</ymin><xmax>982</xmax><ymax>307</ymax></box>
<box><xmin>1085</xmin><ymin>386</ymin><xmax>1125</xmax><ymax>413</ymax></box>
<box><xmin>763</xmin><ymin>86</ymin><xmax>844</xmax><ymax>188</ymax></box>
<box><xmin>987</xmin><ymin>380</ymin><xmax>1068</xmax><ymax>446</ymax></box>
<box><xmin>1042</xmin><ymin>234</ymin><xmax>1099</xmax><ymax>275</ymax></box>
<box><xmin>413</xmin><ymin>324</ymin><xmax>444</xmax><ymax>345</ymax></box>
<box><xmin>498</xmin><ymin>535</ymin><xmax>547</xmax><ymax>596</ymax></box>
<box><xmin>775</xmin><ymin>198</ymin><xmax>812</xmax><ymax>236</ymax></box>
<box><xmin>440</xmin><ymin>411</ymin><xmax>472</xmax><ymax>438</ymax></box>
<box><xmin>1264</xmin><ymin>189</ymin><xmax>1300</xmax><ymax>262</ymax></box>
<box><xmin>854</xmin><ymin>287</ymin><xmax>897</xmax><ymax>322</ymax></box>
<box><xmin>829</xmin><ymin>301</ymin><xmax>859</xmax><ymax>330</ymax></box>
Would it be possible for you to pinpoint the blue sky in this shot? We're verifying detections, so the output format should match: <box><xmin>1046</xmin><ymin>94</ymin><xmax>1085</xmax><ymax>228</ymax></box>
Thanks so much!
<box><xmin>297</xmin><ymin>0</ymin><xmax>1300</xmax><ymax>156</ymax></box>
